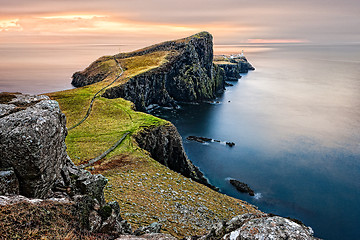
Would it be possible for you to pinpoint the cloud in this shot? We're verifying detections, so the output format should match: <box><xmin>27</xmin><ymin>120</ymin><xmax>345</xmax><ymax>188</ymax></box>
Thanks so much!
<box><xmin>0</xmin><ymin>19</ymin><xmax>22</xmax><ymax>32</ymax></box>
<box><xmin>0</xmin><ymin>0</ymin><xmax>359</xmax><ymax>44</ymax></box>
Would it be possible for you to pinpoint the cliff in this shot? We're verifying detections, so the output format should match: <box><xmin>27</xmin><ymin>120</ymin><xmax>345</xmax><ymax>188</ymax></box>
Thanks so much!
<box><xmin>213</xmin><ymin>55</ymin><xmax>255</xmax><ymax>81</ymax></box>
<box><xmin>72</xmin><ymin>32</ymin><xmax>225</xmax><ymax>111</ymax></box>
<box><xmin>134</xmin><ymin>124</ymin><xmax>217</xmax><ymax>190</ymax></box>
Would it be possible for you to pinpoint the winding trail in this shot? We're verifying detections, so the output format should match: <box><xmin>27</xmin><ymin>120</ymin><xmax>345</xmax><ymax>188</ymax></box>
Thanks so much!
<box><xmin>79</xmin><ymin>131</ymin><xmax>130</xmax><ymax>169</ymax></box>
<box><xmin>68</xmin><ymin>57</ymin><xmax>124</xmax><ymax>131</ymax></box>
<box><xmin>67</xmin><ymin>56</ymin><xmax>131</xmax><ymax>168</ymax></box>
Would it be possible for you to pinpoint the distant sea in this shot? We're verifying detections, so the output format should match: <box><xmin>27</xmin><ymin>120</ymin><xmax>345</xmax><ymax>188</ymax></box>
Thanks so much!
<box><xmin>1</xmin><ymin>42</ymin><xmax>360</xmax><ymax>240</ymax></box>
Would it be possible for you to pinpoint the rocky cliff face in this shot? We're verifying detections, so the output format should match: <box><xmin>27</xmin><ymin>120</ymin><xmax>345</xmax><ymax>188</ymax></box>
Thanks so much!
<box><xmin>0</xmin><ymin>92</ymin><xmax>131</xmax><ymax>236</ymax></box>
<box><xmin>72</xmin><ymin>32</ymin><xmax>225</xmax><ymax>111</ymax></box>
<box><xmin>134</xmin><ymin>124</ymin><xmax>217</xmax><ymax>190</ymax></box>
<box><xmin>214</xmin><ymin>55</ymin><xmax>255</xmax><ymax>81</ymax></box>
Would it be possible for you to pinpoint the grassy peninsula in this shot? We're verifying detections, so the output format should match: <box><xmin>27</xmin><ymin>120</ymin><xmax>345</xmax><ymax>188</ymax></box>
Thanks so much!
<box><xmin>47</xmin><ymin>33</ymin><xmax>260</xmax><ymax>238</ymax></box>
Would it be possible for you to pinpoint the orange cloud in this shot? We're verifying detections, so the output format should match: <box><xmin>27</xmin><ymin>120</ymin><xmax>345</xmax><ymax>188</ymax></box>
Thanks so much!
<box><xmin>0</xmin><ymin>19</ymin><xmax>23</xmax><ymax>32</ymax></box>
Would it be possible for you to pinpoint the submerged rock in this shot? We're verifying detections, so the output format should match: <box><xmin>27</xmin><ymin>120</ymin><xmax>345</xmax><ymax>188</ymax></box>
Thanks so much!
<box><xmin>229</xmin><ymin>179</ymin><xmax>255</xmax><ymax>196</ymax></box>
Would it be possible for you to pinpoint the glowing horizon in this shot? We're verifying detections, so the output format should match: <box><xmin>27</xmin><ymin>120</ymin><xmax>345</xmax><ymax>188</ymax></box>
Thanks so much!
<box><xmin>0</xmin><ymin>0</ymin><xmax>359</xmax><ymax>45</ymax></box>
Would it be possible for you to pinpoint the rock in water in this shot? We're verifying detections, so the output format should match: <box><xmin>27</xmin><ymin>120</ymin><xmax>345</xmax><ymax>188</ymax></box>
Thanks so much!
<box><xmin>187</xmin><ymin>135</ymin><xmax>213</xmax><ymax>143</ymax></box>
<box><xmin>229</xmin><ymin>179</ymin><xmax>255</xmax><ymax>196</ymax></box>
<box><xmin>226</xmin><ymin>142</ymin><xmax>235</xmax><ymax>147</ymax></box>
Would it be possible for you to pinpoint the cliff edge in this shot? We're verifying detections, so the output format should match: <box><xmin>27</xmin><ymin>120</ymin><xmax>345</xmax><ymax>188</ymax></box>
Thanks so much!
<box><xmin>72</xmin><ymin>32</ymin><xmax>226</xmax><ymax>111</ymax></box>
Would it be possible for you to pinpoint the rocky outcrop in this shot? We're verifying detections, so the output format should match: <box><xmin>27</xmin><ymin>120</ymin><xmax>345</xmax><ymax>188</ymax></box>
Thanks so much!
<box><xmin>0</xmin><ymin>93</ymin><xmax>131</xmax><ymax>236</ymax></box>
<box><xmin>186</xmin><ymin>135</ymin><xmax>235</xmax><ymax>147</ymax></box>
<box><xmin>72</xmin><ymin>32</ymin><xmax>226</xmax><ymax>111</ymax></box>
<box><xmin>214</xmin><ymin>55</ymin><xmax>255</xmax><ymax>81</ymax></box>
<box><xmin>229</xmin><ymin>179</ymin><xmax>255</xmax><ymax>196</ymax></box>
<box><xmin>196</xmin><ymin>213</ymin><xmax>318</xmax><ymax>240</ymax></box>
<box><xmin>134</xmin><ymin>124</ymin><xmax>217</xmax><ymax>190</ymax></box>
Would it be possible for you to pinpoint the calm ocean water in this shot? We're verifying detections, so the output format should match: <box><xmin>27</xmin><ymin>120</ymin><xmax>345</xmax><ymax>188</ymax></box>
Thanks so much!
<box><xmin>1</xmin><ymin>43</ymin><xmax>360</xmax><ymax>239</ymax></box>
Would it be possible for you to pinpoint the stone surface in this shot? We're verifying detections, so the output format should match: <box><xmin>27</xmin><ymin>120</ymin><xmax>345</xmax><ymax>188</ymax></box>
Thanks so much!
<box><xmin>0</xmin><ymin>195</ymin><xmax>71</xmax><ymax>206</ymax></box>
<box><xmin>0</xmin><ymin>94</ymin><xmax>69</xmax><ymax>198</ymax></box>
<box><xmin>229</xmin><ymin>179</ymin><xmax>255</xmax><ymax>196</ymax></box>
<box><xmin>134</xmin><ymin>123</ymin><xmax>217</xmax><ymax>190</ymax></box>
<box><xmin>116</xmin><ymin>233</ymin><xmax>177</xmax><ymax>240</ymax></box>
<box><xmin>198</xmin><ymin>213</ymin><xmax>318</xmax><ymax>240</ymax></box>
<box><xmin>0</xmin><ymin>93</ymin><xmax>129</xmax><ymax>236</ymax></box>
<box><xmin>134</xmin><ymin>222</ymin><xmax>162</xmax><ymax>236</ymax></box>
<box><xmin>0</xmin><ymin>168</ymin><xmax>19</xmax><ymax>195</ymax></box>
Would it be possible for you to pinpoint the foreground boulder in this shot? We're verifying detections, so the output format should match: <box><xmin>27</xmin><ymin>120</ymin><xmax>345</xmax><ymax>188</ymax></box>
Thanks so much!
<box><xmin>196</xmin><ymin>213</ymin><xmax>318</xmax><ymax>240</ymax></box>
<box><xmin>0</xmin><ymin>92</ymin><xmax>131</xmax><ymax>236</ymax></box>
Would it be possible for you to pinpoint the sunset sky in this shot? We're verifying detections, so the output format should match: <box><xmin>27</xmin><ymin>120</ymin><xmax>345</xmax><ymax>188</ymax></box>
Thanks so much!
<box><xmin>1</xmin><ymin>0</ymin><xmax>359</xmax><ymax>46</ymax></box>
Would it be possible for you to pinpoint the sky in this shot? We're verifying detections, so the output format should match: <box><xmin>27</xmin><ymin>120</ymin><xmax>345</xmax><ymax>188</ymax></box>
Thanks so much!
<box><xmin>0</xmin><ymin>0</ymin><xmax>360</xmax><ymax>46</ymax></box>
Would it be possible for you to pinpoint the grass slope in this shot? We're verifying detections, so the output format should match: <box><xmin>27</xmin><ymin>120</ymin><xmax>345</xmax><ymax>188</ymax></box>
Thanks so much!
<box><xmin>47</xmin><ymin>45</ymin><xmax>260</xmax><ymax>238</ymax></box>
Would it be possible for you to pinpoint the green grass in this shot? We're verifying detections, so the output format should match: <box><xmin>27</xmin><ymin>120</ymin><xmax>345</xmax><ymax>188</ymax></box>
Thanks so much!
<box><xmin>48</xmin><ymin>52</ymin><xmax>169</xmax><ymax>165</ymax></box>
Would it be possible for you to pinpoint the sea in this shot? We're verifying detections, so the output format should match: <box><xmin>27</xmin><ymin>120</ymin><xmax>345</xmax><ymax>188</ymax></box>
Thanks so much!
<box><xmin>1</xmin><ymin>42</ymin><xmax>360</xmax><ymax>240</ymax></box>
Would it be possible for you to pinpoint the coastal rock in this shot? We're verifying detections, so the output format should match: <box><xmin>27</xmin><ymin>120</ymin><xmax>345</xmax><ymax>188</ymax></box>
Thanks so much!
<box><xmin>229</xmin><ymin>179</ymin><xmax>255</xmax><ymax>196</ymax></box>
<box><xmin>187</xmin><ymin>136</ymin><xmax>212</xmax><ymax>143</ymax></box>
<box><xmin>213</xmin><ymin>55</ymin><xmax>255</xmax><ymax>81</ymax></box>
<box><xmin>0</xmin><ymin>93</ymin><xmax>129</xmax><ymax>236</ymax></box>
<box><xmin>134</xmin><ymin>124</ymin><xmax>217</xmax><ymax>190</ymax></box>
<box><xmin>226</xmin><ymin>142</ymin><xmax>235</xmax><ymax>147</ymax></box>
<box><xmin>198</xmin><ymin>213</ymin><xmax>318</xmax><ymax>240</ymax></box>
